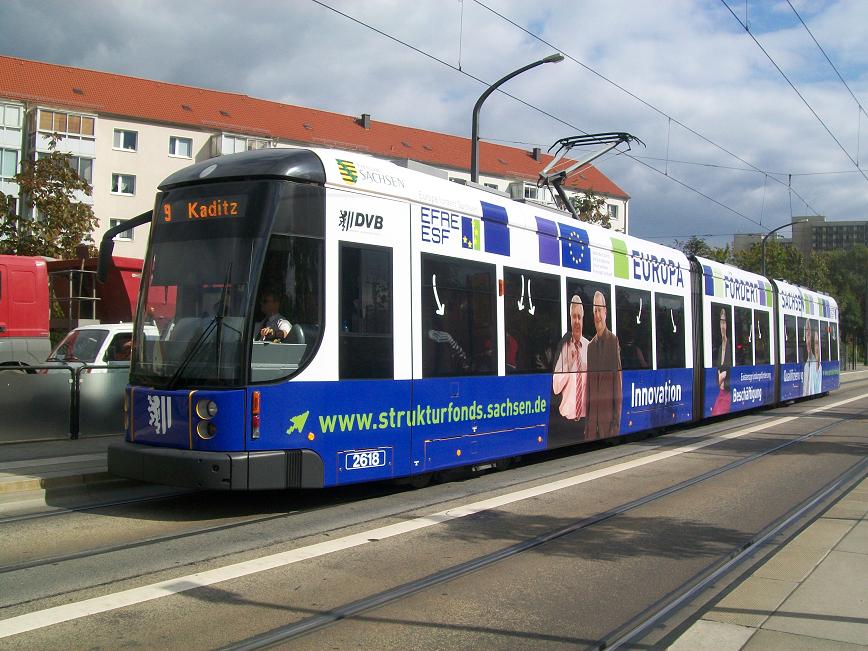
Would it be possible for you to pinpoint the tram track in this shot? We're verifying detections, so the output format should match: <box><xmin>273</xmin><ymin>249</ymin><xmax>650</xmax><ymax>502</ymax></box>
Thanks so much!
<box><xmin>218</xmin><ymin>404</ymin><xmax>867</xmax><ymax>651</ymax></box>
<box><xmin>601</xmin><ymin>458</ymin><xmax>867</xmax><ymax>650</ymax></box>
<box><xmin>0</xmin><ymin>390</ymin><xmax>864</xmax><ymax>644</ymax></box>
<box><xmin>0</xmin><ymin>409</ymin><xmax>799</xmax><ymax>576</ymax></box>
<box><xmin>0</xmin><ymin>388</ymin><xmax>861</xmax><ymax>582</ymax></box>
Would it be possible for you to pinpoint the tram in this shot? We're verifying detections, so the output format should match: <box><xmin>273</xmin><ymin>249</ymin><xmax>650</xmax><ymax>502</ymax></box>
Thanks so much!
<box><xmin>104</xmin><ymin>147</ymin><xmax>840</xmax><ymax>490</ymax></box>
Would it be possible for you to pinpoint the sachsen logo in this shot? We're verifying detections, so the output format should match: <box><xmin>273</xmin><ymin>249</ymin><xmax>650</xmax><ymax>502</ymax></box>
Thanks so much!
<box><xmin>340</xmin><ymin>210</ymin><xmax>383</xmax><ymax>232</ymax></box>
<box><xmin>337</xmin><ymin>159</ymin><xmax>358</xmax><ymax>184</ymax></box>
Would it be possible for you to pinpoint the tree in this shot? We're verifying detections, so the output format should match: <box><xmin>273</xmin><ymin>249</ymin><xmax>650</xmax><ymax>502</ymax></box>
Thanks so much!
<box><xmin>732</xmin><ymin>239</ymin><xmax>804</xmax><ymax>282</ymax></box>
<box><xmin>674</xmin><ymin>235</ymin><xmax>731</xmax><ymax>263</ymax></box>
<box><xmin>569</xmin><ymin>190</ymin><xmax>611</xmax><ymax>228</ymax></box>
<box><xmin>820</xmin><ymin>245</ymin><xmax>867</xmax><ymax>364</ymax></box>
<box><xmin>0</xmin><ymin>134</ymin><xmax>98</xmax><ymax>258</ymax></box>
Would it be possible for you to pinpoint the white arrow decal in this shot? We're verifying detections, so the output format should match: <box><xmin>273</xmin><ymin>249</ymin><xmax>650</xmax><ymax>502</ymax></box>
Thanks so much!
<box><xmin>517</xmin><ymin>274</ymin><xmax>525</xmax><ymax>311</ymax></box>
<box><xmin>527</xmin><ymin>278</ymin><xmax>536</xmax><ymax>315</ymax></box>
<box><xmin>432</xmin><ymin>274</ymin><xmax>445</xmax><ymax>315</ymax></box>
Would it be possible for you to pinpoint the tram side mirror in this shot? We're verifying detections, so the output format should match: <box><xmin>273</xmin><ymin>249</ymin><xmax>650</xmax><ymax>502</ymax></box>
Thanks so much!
<box><xmin>97</xmin><ymin>238</ymin><xmax>115</xmax><ymax>284</ymax></box>
<box><xmin>98</xmin><ymin>211</ymin><xmax>154</xmax><ymax>283</ymax></box>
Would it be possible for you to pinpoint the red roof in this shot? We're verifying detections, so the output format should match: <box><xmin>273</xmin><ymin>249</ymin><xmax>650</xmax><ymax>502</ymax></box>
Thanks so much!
<box><xmin>0</xmin><ymin>55</ymin><xmax>628</xmax><ymax>199</ymax></box>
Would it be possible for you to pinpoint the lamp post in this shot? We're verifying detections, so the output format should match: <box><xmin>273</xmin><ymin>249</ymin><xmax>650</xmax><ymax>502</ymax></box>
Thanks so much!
<box><xmin>470</xmin><ymin>53</ymin><xmax>564</xmax><ymax>184</ymax></box>
<box><xmin>761</xmin><ymin>219</ymin><xmax>806</xmax><ymax>277</ymax></box>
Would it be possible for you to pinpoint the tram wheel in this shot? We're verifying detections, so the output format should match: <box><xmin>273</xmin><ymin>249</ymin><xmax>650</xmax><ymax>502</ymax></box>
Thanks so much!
<box><xmin>406</xmin><ymin>472</ymin><xmax>433</xmax><ymax>489</ymax></box>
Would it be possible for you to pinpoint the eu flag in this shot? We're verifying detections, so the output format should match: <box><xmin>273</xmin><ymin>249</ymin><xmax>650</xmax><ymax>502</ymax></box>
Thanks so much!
<box><xmin>558</xmin><ymin>222</ymin><xmax>591</xmax><ymax>271</ymax></box>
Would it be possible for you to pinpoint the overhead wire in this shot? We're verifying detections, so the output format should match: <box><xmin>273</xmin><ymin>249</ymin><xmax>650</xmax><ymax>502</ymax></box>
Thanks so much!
<box><xmin>719</xmin><ymin>0</ymin><xmax>868</xmax><ymax>183</ymax></box>
<box><xmin>469</xmin><ymin>0</ymin><xmax>821</xmax><ymax>216</ymax></box>
<box><xmin>309</xmin><ymin>0</ymin><xmax>813</xmax><ymax>230</ymax></box>
<box><xmin>787</xmin><ymin>0</ymin><xmax>867</xmax><ymax>119</ymax></box>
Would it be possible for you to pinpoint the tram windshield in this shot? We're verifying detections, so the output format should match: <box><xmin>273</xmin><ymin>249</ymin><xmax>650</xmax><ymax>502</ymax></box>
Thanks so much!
<box><xmin>131</xmin><ymin>179</ymin><xmax>324</xmax><ymax>388</ymax></box>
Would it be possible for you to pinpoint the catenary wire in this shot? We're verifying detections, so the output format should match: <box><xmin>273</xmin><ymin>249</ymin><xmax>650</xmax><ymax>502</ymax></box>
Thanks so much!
<box><xmin>309</xmin><ymin>0</ymin><xmax>787</xmax><ymax>229</ymax></box>
<box><xmin>720</xmin><ymin>0</ymin><xmax>868</xmax><ymax>183</ymax></box>
<box><xmin>469</xmin><ymin>0</ymin><xmax>823</xmax><ymax>219</ymax></box>
<box><xmin>787</xmin><ymin>0</ymin><xmax>867</xmax><ymax>118</ymax></box>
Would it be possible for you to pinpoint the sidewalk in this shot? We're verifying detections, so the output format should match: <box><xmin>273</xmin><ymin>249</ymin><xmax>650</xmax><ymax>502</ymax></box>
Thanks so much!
<box><xmin>669</xmin><ymin>476</ymin><xmax>868</xmax><ymax>650</ymax></box>
<box><xmin>0</xmin><ymin>434</ymin><xmax>123</xmax><ymax>496</ymax></box>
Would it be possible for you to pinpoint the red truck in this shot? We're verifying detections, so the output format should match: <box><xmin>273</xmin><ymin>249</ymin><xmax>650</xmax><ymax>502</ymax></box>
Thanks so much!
<box><xmin>0</xmin><ymin>254</ymin><xmax>145</xmax><ymax>366</ymax></box>
<box><xmin>0</xmin><ymin>254</ymin><xmax>51</xmax><ymax>365</ymax></box>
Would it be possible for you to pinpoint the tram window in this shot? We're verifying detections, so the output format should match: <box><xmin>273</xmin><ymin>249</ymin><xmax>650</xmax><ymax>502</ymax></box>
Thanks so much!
<box><xmin>503</xmin><ymin>268</ymin><xmax>559</xmax><ymax>374</ymax></box>
<box><xmin>711</xmin><ymin>303</ymin><xmax>733</xmax><ymax>374</ymax></box>
<box><xmin>654</xmin><ymin>293</ymin><xmax>685</xmax><ymax>369</ymax></box>
<box><xmin>798</xmin><ymin>317</ymin><xmax>819</xmax><ymax>367</ymax></box>
<box><xmin>734</xmin><ymin>306</ymin><xmax>753</xmax><ymax>366</ymax></box>
<box><xmin>339</xmin><ymin>244</ymin><xmax>393</xmax><ymax>379</ymax></box>
<box><xmin>784</xmin><ymin>315</ymin><xmax>798</xmax><ymax>363</ymax></box>
<box><xmin>565</xmin><ymin>279</ymin><xmax>611</xmax><ymax>344</ymax></box>
<box><xmin>273</xmin><ymin>182</ymin><xmax>325</xmax><ymax>237</ymax></box>
<box><xmin>614</xmin><ymin>286</ymin><xmax>652</xmax><ymax>371</ymax></box>
<box><xmin>808</xmin><ymin>318</ymin><xmax>822</xmax><ymax>363</ymax></box>
<box><xmin>754</xmin><ymin>311</ymin><xmax>771</xmax><ymax>365</ymax></box>
<box><xmin>421</xmin><ymin>254</ymin><xmax>496</xmax><ymax>377</ymax></box>
<box><xmin>251</xmin><ymin>234</ymin><xmax>324</xmax><ymax>383</ymax></box>
<box><xmin>829</xmin><ymin>323</ymin><xmax>839</xmax><ymax>361</ymax></box>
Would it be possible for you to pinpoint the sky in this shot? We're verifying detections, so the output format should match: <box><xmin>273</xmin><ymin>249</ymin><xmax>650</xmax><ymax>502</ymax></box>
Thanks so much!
<box><xmin>1</xmin><ymin>0</ymin><xmax>867</xmax><ymax>248</ymax></box>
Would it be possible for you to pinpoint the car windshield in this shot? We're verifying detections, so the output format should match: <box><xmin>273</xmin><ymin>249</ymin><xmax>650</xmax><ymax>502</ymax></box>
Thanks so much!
<box><xmin>48</xmin><ymin>329</ymin><xmax>109</xmax><ymax>363</ymax></box>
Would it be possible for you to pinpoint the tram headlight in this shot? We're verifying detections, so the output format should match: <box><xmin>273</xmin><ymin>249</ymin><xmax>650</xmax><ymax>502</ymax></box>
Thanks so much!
<box><xmin>195</xmin><ymin>399</ymin><xmax>218</xmax><ymax>420</ymax></box>
<box><xmin>196</xmin><ymin>420</ymin><xmax>217</xmax><ymax>440</ymax></box>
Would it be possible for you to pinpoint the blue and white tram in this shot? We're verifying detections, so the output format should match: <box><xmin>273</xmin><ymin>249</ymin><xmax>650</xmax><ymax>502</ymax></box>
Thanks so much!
<box><xmin>106</xmin><ymin>147</ymin><xmax>839</xmax><ymax>490</ymax></box>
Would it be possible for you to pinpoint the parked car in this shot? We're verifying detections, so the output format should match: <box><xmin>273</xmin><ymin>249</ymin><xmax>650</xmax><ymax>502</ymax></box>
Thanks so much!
<box><xmin>46</xmin><ymin>323</ymin><xmax>157</xmax><ymax>372</ymax></box>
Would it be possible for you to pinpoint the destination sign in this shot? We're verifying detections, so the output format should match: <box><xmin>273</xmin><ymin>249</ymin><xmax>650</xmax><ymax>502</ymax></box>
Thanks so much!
<box><xmin>161</xmin><ymin>196</ymin><xmax>247</xmax><ymax>223</ymax></box>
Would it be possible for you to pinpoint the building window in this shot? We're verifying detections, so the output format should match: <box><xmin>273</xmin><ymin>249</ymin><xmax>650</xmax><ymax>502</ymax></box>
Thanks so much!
<box><xmin>607</xmin><ymin>204</ymin><xmax>619</xmax><ymax>222</ymax></box>
<box><xmin>0</xmin><ymin>148</ymin><xmax>18</xmax><ymax>179</ymax></box>
<box><xmin>1</xmin><ymin>103</ymin><xmax>22</xmax><ymax>128</ymax></box>
<box><xmin>110</xmin><ymin>218</ymin><xmax>134</xmax><ymax>241</ymax></box>
<box><xmin>484</xmin><ymin>183</ymin><xmax>498</xmax><ymax>190</ymax></box>
<box><xmin>222</xmin><ymin>134</ymin><xmax>269</xmax><ymax>154</ymax></box>
<box><xmin>111</xmin><ymin>173</ymin><xmax>135</xmax><ymax>195</ymax></box>
<box><xmin>37</xmin><ymin>109</ymin><xmax>94</xmax><ymax>137</ymax></box>
<box><xmin>67</xmin><ymin>156</ymin><xmax>93</xmax><ymax>184</ymax></box>
<box><xmin>113</xmin><ymin>129</ymin><xmax>137</xmax><ymax>151</ymax></box>
<box><xmin>169</xmin><ymin>136</ymin><xmax>193</xmax><ymax>158</ymax></box>
<box><xmin>524</xmin><ymin>185</ymin><xmax>538</xmax><ymax>200</ymax></box>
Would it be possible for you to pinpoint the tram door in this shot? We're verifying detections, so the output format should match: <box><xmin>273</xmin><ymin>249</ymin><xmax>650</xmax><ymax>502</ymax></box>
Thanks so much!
<box><xmin>333</xmin><ymin>191</ymin><xmax>413</xmax><ymax>476</ymax></box>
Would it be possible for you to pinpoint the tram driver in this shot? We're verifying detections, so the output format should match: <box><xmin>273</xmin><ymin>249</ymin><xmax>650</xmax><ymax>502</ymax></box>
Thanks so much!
<box><xmin>256</xmin><ymin>288</ymin><xmax>292</xmax><ymax>342</ymax></box>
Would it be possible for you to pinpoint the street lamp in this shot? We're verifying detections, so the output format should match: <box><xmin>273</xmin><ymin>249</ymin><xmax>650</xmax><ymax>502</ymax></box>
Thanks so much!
<box><xmin>470</xmin><ymin>53</ymin><xmax>564</xmax><ymax>183</ymax></box>
<box><xmin>761</xmin><ymin>219</ymin><xmax>807</xmax><ymax>277</ymax></box>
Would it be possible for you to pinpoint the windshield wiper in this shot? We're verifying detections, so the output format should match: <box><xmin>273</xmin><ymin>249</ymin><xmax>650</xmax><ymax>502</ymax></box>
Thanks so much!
<box><xmin>215</xmin><ymin>263</ymin><xmax>232</xmax><ymax>382</ymax></box>
<box><xmin>165</xmin><ymin>263</ymin><xmax>241</xmax><ymax>390</ymax></box>
<box><xmin>165</xmin><ymin>318</ymin><xmax>218</xmax><ymax>390</ymax></box>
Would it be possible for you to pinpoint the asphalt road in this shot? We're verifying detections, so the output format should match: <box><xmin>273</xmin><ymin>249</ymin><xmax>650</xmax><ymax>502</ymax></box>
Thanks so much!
<box><xmin>1</xmin><ymin>376</ymin><xmax>866</xmax><ymax>650</ymax></box>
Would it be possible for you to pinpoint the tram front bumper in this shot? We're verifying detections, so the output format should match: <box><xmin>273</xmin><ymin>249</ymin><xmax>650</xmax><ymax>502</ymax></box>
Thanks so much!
<box><xmin>108</xmin><ymin>441</ymin><xmax>324</xmax><ymax>490</ymax></box>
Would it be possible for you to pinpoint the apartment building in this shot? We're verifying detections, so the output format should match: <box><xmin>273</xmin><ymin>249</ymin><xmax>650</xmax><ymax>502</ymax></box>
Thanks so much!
<box><xmin>791</xmin><ymin>215</ymin><xmax>867</xmax><ymax>258</ymax></box>
<box><xmin>0</xmin><ymin>56</ymin><xmax>631</xmax><ymax>258</ymax></box>
<box><xmin>734</xmin><ymin>215</ymin><xmax>867</xmax><ymax>258</ymax></box>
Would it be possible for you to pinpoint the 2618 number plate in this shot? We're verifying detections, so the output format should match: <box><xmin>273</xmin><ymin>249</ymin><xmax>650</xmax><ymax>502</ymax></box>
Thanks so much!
<box><xmin>344</xmin><ymin>449</ymin><xmax>387</xmax><ymax>470</ymax></box>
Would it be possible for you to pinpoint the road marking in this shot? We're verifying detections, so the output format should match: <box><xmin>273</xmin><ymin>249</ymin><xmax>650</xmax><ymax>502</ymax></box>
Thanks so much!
<box><xmin>1</xmin><ymin>391</ymin><xmax>866</xmax><ymax>640</ymax></box>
